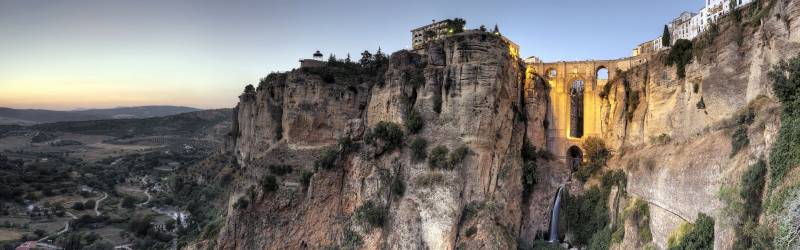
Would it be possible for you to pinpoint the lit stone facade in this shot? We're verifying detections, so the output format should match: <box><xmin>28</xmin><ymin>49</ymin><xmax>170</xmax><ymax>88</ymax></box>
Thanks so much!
<box><xmin>526</xmin><ymin>57</ymin><xmax>647</xmax><ymax>159</ymax></box>
<box><xmin>411</xmin><ymin>20</ymin><xmax>450</xmax><ymax>50</ymax></box>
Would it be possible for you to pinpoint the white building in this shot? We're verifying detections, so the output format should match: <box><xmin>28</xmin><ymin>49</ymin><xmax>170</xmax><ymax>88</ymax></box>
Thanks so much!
<box><xmin>634</xmin><ymin>0</ymin><xmax>755</xmax><ymax>55</ymax></box>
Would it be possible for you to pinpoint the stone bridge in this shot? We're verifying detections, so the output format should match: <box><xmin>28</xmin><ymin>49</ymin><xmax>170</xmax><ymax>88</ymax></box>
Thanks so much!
<box><xmin>525</xmin><ymin>57</ymin><xmax>646</xmax><ymax>167</ymax></box>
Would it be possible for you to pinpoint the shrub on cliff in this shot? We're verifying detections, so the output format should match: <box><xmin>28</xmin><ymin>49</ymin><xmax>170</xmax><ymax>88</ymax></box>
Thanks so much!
<box><xmin>733</xmin><ymin>159</ymin><xmax>770</xmax><ymax>249</ymax></box>
<box><xmin>404</xmin><ymin>108</ymin><xmax>424</xmax><ymax>134</ymax></box>
<box><xmin>299</xmin><ymin>170</ymin><xmax>313</xmax><ymax>189</ymax></box>
<box><xmin>233</xmin><ymin>196</ymin><xmax>249</xmax><ymax>210</ymax></box>
<box><xmin>314</xmin><ymin>148</ymin><xmax>339</xmax><ymax>170</ymax></box>
<box><xmin>267</xmin><ymin>164</ymin><xmax>292</xmax><ymax>176</ymax></box>
<box><xmin>766</xmin><ymin>56</ymin><xmax>800</xmax><ymax>189</ymax></box>
<box><xmin>563</xmin><ymin>186</ymin><xmax>610</xmax><ymax>247</ymax></box>
<box><xmin>521</xmin><ymin>161</ymin><xmax>537</xmax><ymax>203</ymax></box>
<box><xmin>355</xmin><ymin>200</ymin><xmax>387</xmax><ymax>228</ymax></box>
<box><xmin>576</xmin><ymin>137</ymin><xmax>610</xmax><ymax>182</ymax></box>
<box><xmin>448</xmin><ymin>145</ymin><xmax>469</xmax><ymax>168</ymax></box>
<box><xmin>391</xmin><ymin>174</ymin><xmax>405</xmax><ymax>197</ymax></box>
<box><xmin>261</xmin><ymin>175</ymin><xmax>278</xmax><ymax>193</ymax></box>
<box><xmin>428</xmin><ymin>145</ymin><xmax>449</xmax><ymax>169</ymax></box>
<box><xmin>365</xmin><ymin>122</ymin><xmax>404</xmax><ymax>153</ymax></box>
<box><xmin>668</xmin><ymin>213</ymin><xmax>714</xmax><ymax>250</ymax></box>
<box><xmin>410</xmin><ymin>137</ymin><xmax>428</xmax><ymax>162</ymax></box>
<box><xmin>665</xmin><ymin>39</ymin><xmax>693</xmax><ymax>79</ymax></box>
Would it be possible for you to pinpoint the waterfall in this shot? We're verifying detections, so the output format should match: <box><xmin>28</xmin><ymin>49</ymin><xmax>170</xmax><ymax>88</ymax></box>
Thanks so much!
<box><xmin>548</xmin><ymin>185</ymin><xmax>565</xmax><ymax>243</ymax></box>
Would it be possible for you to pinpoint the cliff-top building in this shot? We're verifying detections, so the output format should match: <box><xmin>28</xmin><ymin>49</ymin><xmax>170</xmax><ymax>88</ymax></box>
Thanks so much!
<box><xmin>411</xmin><ymin>19</ymin><xmax>453</xmax><ymax>50</ymax></box>
<box><xmin>299</xmin><ymin>50</ymin><xmax>326</xmax><ymax>68</ymax></box>
<box><xmin>634</xmin><ymin>0</ymin><xmax>754</xmax><ymax>56</ymax></box>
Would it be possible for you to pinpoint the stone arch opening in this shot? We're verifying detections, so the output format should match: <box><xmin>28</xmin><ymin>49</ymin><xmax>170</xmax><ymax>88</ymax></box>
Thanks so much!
<box><xmin>567</xmin><ymin>146</ymin><xmax>583</xmax><ymax>171</ymax></box>
<box><xmin>546</xmin><ymin>68</ymin><xmax>558</xmax><ymax>79</ymax></box>
<box><xmin>569</xmin><ymin>79</ymin><xmax>585</xmax><ymax>138</ymax></box>
<box><xmin>596</xmin><ymin>66</ymin><xmax>609</xmax><ymax>80</ymax></box>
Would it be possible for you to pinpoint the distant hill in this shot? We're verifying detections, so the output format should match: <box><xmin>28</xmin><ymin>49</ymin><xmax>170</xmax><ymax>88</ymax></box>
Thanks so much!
<box><xmin>30</xmin><ymin>109</ymin><xmax>232</xmax><ymax>138</ymax></box>
<box><xmin>0</xmin><ymin>105</ymin><xmax>202</xmax><ymax>125</ymax></box>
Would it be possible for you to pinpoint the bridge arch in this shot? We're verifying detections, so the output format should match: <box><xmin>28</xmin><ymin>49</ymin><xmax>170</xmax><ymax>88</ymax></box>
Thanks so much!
<box><xmin>596</xmin><ymin>66</ymin><xmax>609</xmax><ymax>80</ymax></box>
<box><xmin>569</xmin><ymin>79</ymin><xmax>585</xmax><ymax>138</ymax></box>
<box><xmin>567</xmin><ymin>145</ymin><xmax>583</xmax><ymax>171</ymax></box>
<box><xmin>546</xmin><ymin>68</ymin><xmax>558</xmax><ymax>79</ymax></box>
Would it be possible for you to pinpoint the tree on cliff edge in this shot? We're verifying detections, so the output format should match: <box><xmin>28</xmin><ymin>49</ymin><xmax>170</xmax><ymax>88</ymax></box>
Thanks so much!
<box><xmin>662</xmin><ymin>25</ymin><xmax>671</xmax><ymax>47</ymax></box>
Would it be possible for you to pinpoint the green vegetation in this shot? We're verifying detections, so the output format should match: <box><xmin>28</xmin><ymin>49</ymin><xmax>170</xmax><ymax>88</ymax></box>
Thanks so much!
<box><xmin>626</xmin><ymin>199</ymin><xmax>653</xmax><ymax>243</ymax></box>
<box><xmin>448</xmin><ymin>145</ymin><xmax>469</xmax><ymax>168</ymax></box>
<box><xmin>267</xmin><ymin>164</ymin><xmax>292</xmax><ymax>176</ymax></box>
<box><xmin>667</xmin><ymin>213</ymin><xmax>714</xmax><ymax>250</ymax></box>
<box><xmin>445</xmin><ymin>18</ymin><xmax>466</xmax><ymax>34</ymax></box>
<box><xmin>521</xmin><ymin>138</ymin><xmax>538</xmax><ymax>203</ymax></box>
<box><xmin>766</xmin><ymin>56</ymin><xmax>800</xmax><ymax>189</ymax></box>
<box><xmin>662</xmin><ymin>25</ymin><xmax>671</xmax><ymax>47</ymax></box>
<box><xmin>300</xmin><ymin>170</ymin><xmax>313</xmax><ymax>189</ymax></box>
<box><xmin>588</xmin><ymin>228</ymin><xmax>612</xmax><ymax>250</ymax></box>
<box><xmin>427</xmin><ymin>145</ymin><xmax>470</xmax><ymax>169</ymax></box>
<box><xmin>233</xmin><ymin>196</ymin><xmax>249</xmax><ymax>209</ymax></box>
<box><xmin>341</xmin><ymin>227</ymin><xmax>363</xmax><ymax>249</ymax></box>
<box><xmin>261</xmin><ymin>175</ymin><xmax>279</xmax><ymax>193</ymax></box>
<box><xmin>730</xmin><ymin>127</ymin><xmax>749</xmax><ymax>157</ymax></box>
<box><xmin>729</xmin><ymin>106</ymin><xmax>755</xmax><ymax>157</ymax></box>
<box><xmin>391</xmin><ymin>174</ymin><xmax>405</xmax><ymax>197</ymax></box>
<box><xmin>315</xmin><ymin>148</ymin><xmax>339</xmax><ymax>170</ymax></box>
<box><xmin>301</xmin><ymin>48</ymin><xmax>389</xmax><ymax>86</ymax></box>
<box><xmin>652</xmin><ymin>133</ymin><xmax>672</xmax><ymax>145</ymax></box>
<box><xmin>433</xmin><ymin>94</ymin><xmax>443</xmax><ymax>113</ymax></box>
<box><xmin>428</xmin><ymin>146</ymin><xmax>449</xmax><ymax>169</ymax></box>
<box><xmin>730</xmin><ymin>159</ymin><xmax>772</xmax><ymax>249</ymax></box>
<box><xmin>562</xmin><ymin>186</ymin><xmax>610</xmax><ymax>247</ymax></box>
<box><xmin>626</xmin><ymin>90</ymin><xmax>640</xmax><ymax>121</ymax></box>
<box><xmin>576</xmin><ymin>137</ymin><xmax>611</xmax><ymax>182</ymax></box>
<box><xmin>414</xmin><ymin>172</ymin><xmax>446</xmax><ymax>188</ymax></box>
<box><xmin>522</xmin><ymin>161</ymin><xmax>537</xmax><ymax>203</ymax></box>
<box><xmin>410</xmin><ymin>137</ymin><xmax>428</xmax><ymax>162</ymax></box>
<box><xmin>365</xmin><ymin>122</ymin><xmax>404</xmax><ymax>154</ymax></box>
<box><xmin>355</xmin><ymin>200</ymin><xmax>387</xmax><ymax>229</ymax></box>
<box><xmin>601</xmin><ymin>169</ymin><xmax>627</xmax><ymax>191</ymax></box>
<box><xmin>404</xmin><ymin>108</ymin><xmax>424</xmax><ymax>134</ymax></box>
<box><xmin>665</xmin><ymin>39</ymin><xmax>694</xmax><ymax>79</ymax></box>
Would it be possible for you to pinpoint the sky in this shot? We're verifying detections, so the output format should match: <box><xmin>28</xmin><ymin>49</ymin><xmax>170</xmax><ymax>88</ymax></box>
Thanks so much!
<box><xmin>0</xmin><ymin>0</ymin><xmax>702</xmax><ymax>110</ymax></box>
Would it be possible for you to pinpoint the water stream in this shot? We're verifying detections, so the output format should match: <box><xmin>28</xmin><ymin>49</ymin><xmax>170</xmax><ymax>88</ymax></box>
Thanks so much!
<box><xmin>548</xmin><ymin>185</ymin><xmax>565</xmax><ymax>243</ymax></box>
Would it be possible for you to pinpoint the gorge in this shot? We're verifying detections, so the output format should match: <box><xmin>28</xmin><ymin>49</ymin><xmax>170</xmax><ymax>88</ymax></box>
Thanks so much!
<box><xmin>185</xmin><ymin>1</ymin><xmax>800</xmax><ymax>249</ymax></box>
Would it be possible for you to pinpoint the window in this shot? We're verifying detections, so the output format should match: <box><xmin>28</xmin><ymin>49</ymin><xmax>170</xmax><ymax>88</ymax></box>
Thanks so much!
<box><xmin>547</xmin><ymin>69</ymin><xmax>557</xmax><ymax>78</ymax></box>
<box><xmin>570</xmin><ymin>80</ymin><xmax>585</xmax><ymax>138</ymax></box>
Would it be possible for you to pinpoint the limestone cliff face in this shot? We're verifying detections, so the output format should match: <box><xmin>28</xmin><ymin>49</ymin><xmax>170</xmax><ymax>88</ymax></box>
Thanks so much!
<box><xmin>233</xmin><ymin>71</ymin><xmax>371</xmax><ymax>163</ymax></box>
<box><xmin>600</xmin><ymin>1</ymin><xmax>800</xmax><ymax>249</ymax></box>
<box><xmin>215</xmin><ymin>32</ymin><xmax>538</xmax><ymax>250</ymax></box>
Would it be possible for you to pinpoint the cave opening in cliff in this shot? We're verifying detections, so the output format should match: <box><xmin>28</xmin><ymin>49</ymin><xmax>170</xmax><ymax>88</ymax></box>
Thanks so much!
<box><xmin>567</xmin><ymin>146</ymin><xmax>583</xmax><ymax>171</ymax></box>
<box><xmin>570</xmin><ymin>79</ymin><xmax>585</xmax><ymax>138</ymax></box>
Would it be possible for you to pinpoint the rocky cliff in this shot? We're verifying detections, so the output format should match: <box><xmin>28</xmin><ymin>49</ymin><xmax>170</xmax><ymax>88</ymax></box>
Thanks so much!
<box><xmin>213</xmin><ymin>32</ymin><xmax>548</xmax><ymax>250</ymax></box>
<box><xmin>599</xmin><ymin>1</ymin><xmax>800</xmax><ymax>249</ymax></box>
<box><xmin>193</xmin><ymin>1</ymin><xmax>800</xmax><ymax>249</ymax></box>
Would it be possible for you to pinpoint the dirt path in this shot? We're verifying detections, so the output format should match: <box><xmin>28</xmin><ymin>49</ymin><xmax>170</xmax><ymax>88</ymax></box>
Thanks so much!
<box><xmin>36</xmin><ymin>221</ymin><xmax>69</xmax><ymax>243</ymax></box>
<box><xmin>95</xmin><ymin>192</ymin><xmax>108</xmax><ymax>216</ymax></box>
<box><xmin>138</xmin><ymin>189</ymin><xmax>152</xmax><ymax>207</ymax></box>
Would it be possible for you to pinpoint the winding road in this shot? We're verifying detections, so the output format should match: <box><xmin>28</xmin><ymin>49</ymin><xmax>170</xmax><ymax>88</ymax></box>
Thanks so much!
<box><xmin>95</xmin><ymin>192</ymin><xmax>108</xmax><ymax>216</ymax></box>
<box><xmin>138</xmin><ymin>189</ymin><xmax>152</xmax><ymax>207</ymax></box>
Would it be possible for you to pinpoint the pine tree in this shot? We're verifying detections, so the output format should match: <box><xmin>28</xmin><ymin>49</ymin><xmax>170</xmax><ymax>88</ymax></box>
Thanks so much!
<box><xmin>662</xmin><ymin>25</ymin><xmax>671</xmax><ymax>47</ymax></box>
<box><xmin>360</xmin><ymin>50</ymin><xmax>372</xmax><ymax>66</ymax></box>
<box><xmin>493</xmin><ymin>24</ymin><xmax>500</xmax><ymax>35</ymax></box>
